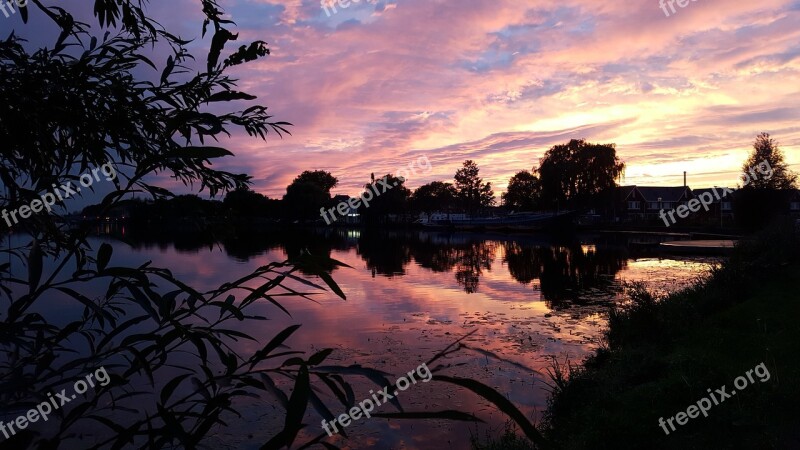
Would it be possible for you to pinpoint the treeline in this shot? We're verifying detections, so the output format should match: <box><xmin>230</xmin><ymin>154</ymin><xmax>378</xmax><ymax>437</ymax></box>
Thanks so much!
<box><xmin>97</xmin><ymin>139</ymin><xmax>625</xmax><ymax>223</ymax></box>
<box><xmin>85</xmin><ymin>134</ymin><xmax>797</xmax><ymax>228</ymax></box>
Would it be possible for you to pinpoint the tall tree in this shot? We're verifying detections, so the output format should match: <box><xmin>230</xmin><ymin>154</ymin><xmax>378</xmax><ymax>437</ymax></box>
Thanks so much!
<box><xmin>742</xmin><ymin>133</ymin><xmax>797</xmax><ymax>190</ymax></box>
<box><xmin>502</xmin><ymin>170</ymin><xmax>541</xmax><ymax>211</ymax></box>
<box><xmin>291</xmin><ymin>170</ymin><xmax>339</xmax><ymax>193</ymax></box>
<box><xmin>224</xmin><ymin>186</ymin><xmax>281</xmax><ymax>217</ymax></box>
<box><xmin>283</xmin><ymin>170</ymin><xmax>338</xmax><ymax>219</ymax></box>
<box><xmin>359</xmin><ymin>173</ymin><xmax>411</xmax><ymax>223</ymax></box>
<box><xmin>537</xmin><ymin>139</ymin><xmax>624</xmax><ymax>208</ymax></box>
<box><xmin>411</xmin><ymin>181</ymin><xmax>457</xmax><ymax>213</ymax></box>
<box><xmin>454</xmin><ymin>160</ymin><xmax>495</xmax><ymax>214</ymax></box>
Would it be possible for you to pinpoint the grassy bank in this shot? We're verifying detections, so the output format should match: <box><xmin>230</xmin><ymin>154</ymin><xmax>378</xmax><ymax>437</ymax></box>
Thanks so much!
<box><xmin>538</xmin><ymin>222</ymin><xmax>800</xmax><ymax>449</ymax></box>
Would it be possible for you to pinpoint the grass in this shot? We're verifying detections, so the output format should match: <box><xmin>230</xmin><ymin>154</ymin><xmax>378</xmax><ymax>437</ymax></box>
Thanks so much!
<box><xmin>540</xmin><ymin>221</ymin><xmax>800</xmax><ymax>449</ymax></box>
<box><xmin>472</xmin><ymin>423</ymin><xmax>538</xmax><ymax>450</ymax></box>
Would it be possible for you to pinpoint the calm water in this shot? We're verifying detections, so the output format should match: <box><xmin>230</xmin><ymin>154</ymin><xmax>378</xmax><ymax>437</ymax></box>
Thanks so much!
<box><xmin>9</xmin><ymin>228</ymin><xmax>720</xmax><ymax>449</ymax></box>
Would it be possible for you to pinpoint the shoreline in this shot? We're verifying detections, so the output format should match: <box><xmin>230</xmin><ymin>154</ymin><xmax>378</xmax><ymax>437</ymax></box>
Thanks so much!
<box><xmin>536</xmin><ymin>222</ymin><xmax>800</xmax><ymax>449</ymax></box>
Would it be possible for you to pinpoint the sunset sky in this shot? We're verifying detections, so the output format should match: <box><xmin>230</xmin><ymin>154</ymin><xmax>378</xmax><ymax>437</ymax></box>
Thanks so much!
<box><xmin>8</xmin><ymin>0</ymin><xmax>800</xmax><ymax>200</ymax></box>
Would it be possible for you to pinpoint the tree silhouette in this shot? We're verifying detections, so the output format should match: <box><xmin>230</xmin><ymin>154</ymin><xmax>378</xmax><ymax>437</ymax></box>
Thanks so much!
<box><xmin>454</xmin><ymin>160</ymin><xmax>495</xmax><ymax>214</ymax></box>
<box><xmin>224</xmin><ymin>186</ymin><xmax>281</xmax><ymax>217</ymax></box>
<box><xmin>412</xmin><ymin>181</ymin><xmax>458</xmax><ymax>213</ymax></box>
<box><xmin>502</xmin><ymin>170</ymin><xmax>541</xmax><ymax>211</ymax></box>
<box><xmin>537</xmin><ymin>139</ymin><xmax>624</xmax><ymax>208</ymax></box>
<box><xmin>741</xmin><ymin>133</ymin><xmax>797</xmax><ymax>190</ymax></box>
<box><xmin>283</xmin><ymin>170</ymin><xmax>338</xmax><ymax>219</ymax></box>
<box><xmin>291</xmin><ymin>170</ymin><xmax>339</xmax><ymax>193</ymax></box>
<box><xmin>359</xmin><ymin>173</ymin><xmax>411</xmax><ymax>224</ymax></box>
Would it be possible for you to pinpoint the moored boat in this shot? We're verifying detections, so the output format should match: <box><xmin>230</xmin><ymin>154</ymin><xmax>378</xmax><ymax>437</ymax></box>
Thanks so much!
<box><xmin>419</xmin><ymin>211</ymin><xmax>576</xmax><ymax>231</ymax></box>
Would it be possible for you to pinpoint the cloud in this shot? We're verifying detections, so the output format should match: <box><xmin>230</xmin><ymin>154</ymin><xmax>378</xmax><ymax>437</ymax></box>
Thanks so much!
<box><xmin>9</xmin><ymin>0</ymin><xmax>800</xmax><ymax>198</ymax></box>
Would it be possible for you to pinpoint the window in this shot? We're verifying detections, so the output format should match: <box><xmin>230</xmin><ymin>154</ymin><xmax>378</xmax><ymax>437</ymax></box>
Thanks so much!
<box><xmin>721</xmin><ymin>202</ymin><xmax>732</xmax><ymax>211</ymax></box>
<box><xmin>648</xmin><ymin>202</ymin><xmax>660</xmax><ymax>210</ymax></box>
<box><xmin>627</xmin><ymin>201</ymin><xmax>640</xmax><ymax>210</ymax></box>
<box><xmin>791</xmin><ymin>202</ymin><xmax>800</xmax><ymax>211</ymax></box>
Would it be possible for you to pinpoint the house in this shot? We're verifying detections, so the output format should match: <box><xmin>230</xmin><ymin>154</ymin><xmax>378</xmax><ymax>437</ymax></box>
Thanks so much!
<box><xmin>790</xmin><ymin>190</ymin><xmax>800</xmax><ymax>216</ymax></box>
<box><xmin>613</xmin><ymin>186</ymin><xmax>692</xmax><ymax>222</ymax></box>
<box><xmin>690</xmin><ymin>187</ymin><xmax>736</xmax><ymax>225</ymax></box>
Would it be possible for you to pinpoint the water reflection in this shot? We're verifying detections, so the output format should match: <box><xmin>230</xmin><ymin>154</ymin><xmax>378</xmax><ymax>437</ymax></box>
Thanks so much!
<box><xmin>113</xmin><ymin>226</ymin><xmax>635</xmax><ymax>303</ymax></box>
<box><xmin>71</xmin><ymin>225</ymin><xmax>717</xmax><ymax>449</ymax></box>
<box><xmin>503</xmin><ymin>241</ymin><xmax>627</xmax><ymax>309</ymax></box>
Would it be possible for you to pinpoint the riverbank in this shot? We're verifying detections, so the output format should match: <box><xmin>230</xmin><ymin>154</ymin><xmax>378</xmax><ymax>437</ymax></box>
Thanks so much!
<box><xmin>539</xmin><ymin>222</ymin><xmax>800</xmax><ymax>449</ymax></box>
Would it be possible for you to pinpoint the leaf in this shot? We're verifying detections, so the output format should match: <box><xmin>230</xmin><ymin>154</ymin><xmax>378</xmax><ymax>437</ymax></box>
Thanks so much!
<box><xmin>125</xmin><ymin>284</ymin><xmax>160</xmax><ymax>322</ymax></box>
<box><xmin>97</xmin><ymin>314</ymin><xmax>150</xmax><ymax>350</ymax></box>
<box><xmin>307</xmin><ymin>348</ymin><xmax>333</xmax><ymax>366</ymax></box>
<box><xmin>316</xmin><ymin>271</ymin><xmax>346</xmax><ymax>300</ymax></box>
<box><xmin>55</xmin><ymin>287</ymin><xmax>105</xmax><ymax>317</ymax></box>
<box><xmin>315</xmin><ymin>374</ymin><xmax>351</xmax><ymax>409</ymax></box>
<box><xmin>206</xmin><ymin>91</ymin><xmax>257</xmax><ymax>102</ymax></box>
<box><xmin>160</xmin><ymin>374</ymin><xmax>191</xmax><ymax>405</ymax></box>
<box><xmin>284</xmin><ymin>365</ymin><xmax>310</xmax><ymax>447</ymax></box>
<box><xmin>432</xmin><ymin>375</ymin><xmax>553</xmax><ymax>449</ymax></box>
<box><xmin>313</xmin><ymin>365</ymin><xmax>402</xmax><ymax>412</ymax></box>
<box><xmin>252</xmin><ymin>325</ymin><xmax>300</xmax><ymax>363</ymax></box>
<box><xmin>97</xmin><ymin>242</ymin><xmax>113</xmax><ymax>271</ymax></box>
<box><xmin>170</xmin><ymin>146</ymin><xmax>234</xmax><ymax>159</ymax></box>
<box><xmin>213</xmin><ymin>299</ymin><xmax>244</xmax><ymax>321</ymax></box>
<box><xmin>261</xmin><ymin>374</ymin><xmax>289</xmax><ymax>409</ymax></box>
<box><xmin>28</xmin><ymin>241</ymin><xmax>42</xmax><ymax>295</ymax></box>
<box><xmin>274</xmin><ymin>270</ymin><xmax>326</xmax><ymax>291</ymax></box>
<box><xmin>160</xmin><ymin>55</ymin><xmax>175</xmax><ymax>86</ymax></box>
<box><xmin>207</xmin><ymin>28</ymin><xmax>237</xmax><ymax>72</ymax></box>
<box><xmin>308</xmin><ymin>389</ymin><xmax>345</xmax><ymax>437</ymax></box>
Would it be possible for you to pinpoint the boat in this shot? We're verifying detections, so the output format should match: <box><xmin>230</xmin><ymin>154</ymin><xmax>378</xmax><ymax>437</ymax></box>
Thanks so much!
<box><xmin>419</xmin><ymin>211</ymin><xmax>577</xmax><ymax>231</ymax></box>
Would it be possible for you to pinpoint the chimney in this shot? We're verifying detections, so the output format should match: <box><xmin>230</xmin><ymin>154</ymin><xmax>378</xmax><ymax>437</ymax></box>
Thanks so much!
<box><xmin>683</xmin><ymin>171</ymin><xmax>687</xmax><ymax>188</ymax></box>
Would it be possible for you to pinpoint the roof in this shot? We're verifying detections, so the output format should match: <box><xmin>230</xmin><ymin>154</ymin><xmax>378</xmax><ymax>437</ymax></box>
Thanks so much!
<box><xmin>618</xmin><ymin>186</ymin><xmax>637</xmax><ymax>200</ymax></box>
<box><xmin>635</xmin><ymin>186</ymin><xmax>690</xmax><ymax>202</ymax></box>
<box><xmin>618</xmin><ymin>186</ymin><xmax>689</xmax><ymax>202</ymax></box>
<box><xmin>691</xmin><ymin>188</ymin><xmax>736</xmax><ymax>203</ymax></box>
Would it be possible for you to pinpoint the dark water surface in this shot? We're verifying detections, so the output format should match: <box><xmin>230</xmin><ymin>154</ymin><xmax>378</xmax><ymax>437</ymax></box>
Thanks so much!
<box><xmin>10</xmin><ymin>228</ymin><xmax>720</xmax><ymax>449</ymax></box>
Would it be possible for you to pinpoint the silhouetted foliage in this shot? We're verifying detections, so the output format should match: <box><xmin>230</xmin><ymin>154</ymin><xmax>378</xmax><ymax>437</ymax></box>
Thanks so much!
<box><xmin>0</xmin><ymin>1</ymin><xmax>369</xmax><ymax>448</ymax></box>
<box><xmin>283</xmin><ymin>170</ymin><xmax>338</xmax><ymax>220</ymax></box>
<box><xmin>454</xmin><ymin>160</ymin><xmax>495</xmax><ymax>214</ymax></box>
<box><xmin>291</xmin><ymin>170</ymin><xmax>339</xmax><ymax>193</ymax></box>
<box><xmin>502</xmin><ymin>171</ymin><xmax>542</xmax><ymax>211</ymax></box>
<box><xmin>733</xmin><ymin>133</ymin><xmax>798</xmax><ymax>231</ymax></box>
<box><xmin>358</xmin><ymin>173</ymin><xmax>411</xmax><ymax>224</ymax></box>
<box><xmin>224</xmin><ymin>187</ymin><xmax>282</xmax><ymax>218</ymax></box>
<box><xmin>537</xmin><ymin>139</ymin><xmax>624</xmax><ymax>209</ymax></box>
<box><xmin>412</xmin><ymin>181</ymin><xmax>458</xmax><ymax>213</ymax></box>
<box><xmin>741</xmin><ymin>133</ymin><xmax>797</xmax><ymax>190</ymax></box>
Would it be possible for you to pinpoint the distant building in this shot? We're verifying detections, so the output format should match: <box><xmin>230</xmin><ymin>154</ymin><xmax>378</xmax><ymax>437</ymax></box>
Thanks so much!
<box><xmin>599</xmin><ymin>184</ymin><xmax>800</xmax><ymax>227</ymax></box>
<box><xmin>690</xmin><ymin>188</ymin><xmax>736</xmax><ymax>225</ymax></box>
<box><xmin>789</xmin><ymin>190</ymin><xmax>800</xmax><ymax>217</ymax></box>
<box><xmin>612</xmin><ymin>186</ymin><xmax>692</xmax><ymax>222</ymax></box>
<box><xmin>417</xmin><ymin>212</ymin><xmax>468</xmax><ymax>224</ymax></box>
